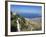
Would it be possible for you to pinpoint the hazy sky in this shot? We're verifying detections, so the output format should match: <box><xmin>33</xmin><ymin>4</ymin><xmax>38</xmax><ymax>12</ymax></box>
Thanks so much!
<box><xmin>10</xmin><ymin>5</ymin><xmax>42</xmax><ymax>14</ymax></box>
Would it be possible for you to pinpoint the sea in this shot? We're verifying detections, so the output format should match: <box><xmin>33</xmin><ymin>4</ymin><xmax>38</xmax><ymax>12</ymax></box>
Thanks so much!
<box><xmin>16</xmin><ymin>13</ymin><xmax>41</xmax><ymax>19</ymax></box>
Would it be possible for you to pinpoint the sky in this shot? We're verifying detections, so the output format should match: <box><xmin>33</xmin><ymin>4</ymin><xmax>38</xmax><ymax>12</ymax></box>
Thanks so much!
<box><xmin>10</xmin><ymin>5</ymin><xmax>42</xmax><ymax>14</ymax></box>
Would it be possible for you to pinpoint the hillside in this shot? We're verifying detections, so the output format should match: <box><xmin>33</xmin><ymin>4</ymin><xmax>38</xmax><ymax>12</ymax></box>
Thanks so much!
<box><xmin>11</xmin><ymin>12</ymin><xmax>42</xmax><ymax>32</ymax></box>
<box><xmin>24</xmin><ymin>17</ymin><xmax>42</xmax><ymax>31</ymax></box>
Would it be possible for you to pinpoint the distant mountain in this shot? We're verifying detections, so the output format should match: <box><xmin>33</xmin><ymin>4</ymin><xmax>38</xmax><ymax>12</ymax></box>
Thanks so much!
<box><xmin>25</xmin><ymin>17</ymin><xmax>42</xmax><ymax>23</ymax></box>
<box><xmin>16</xmin><ymin>12</ymin><xmax>41</xmax><ymax>18</ymax></box>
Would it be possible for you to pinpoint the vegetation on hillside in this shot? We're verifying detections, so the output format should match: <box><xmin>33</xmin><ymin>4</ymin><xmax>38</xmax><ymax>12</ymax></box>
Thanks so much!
<box><xmin>11</xmin><ymin>11</ymin><xmax>42</xmax><ymax>32</ymax></box>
